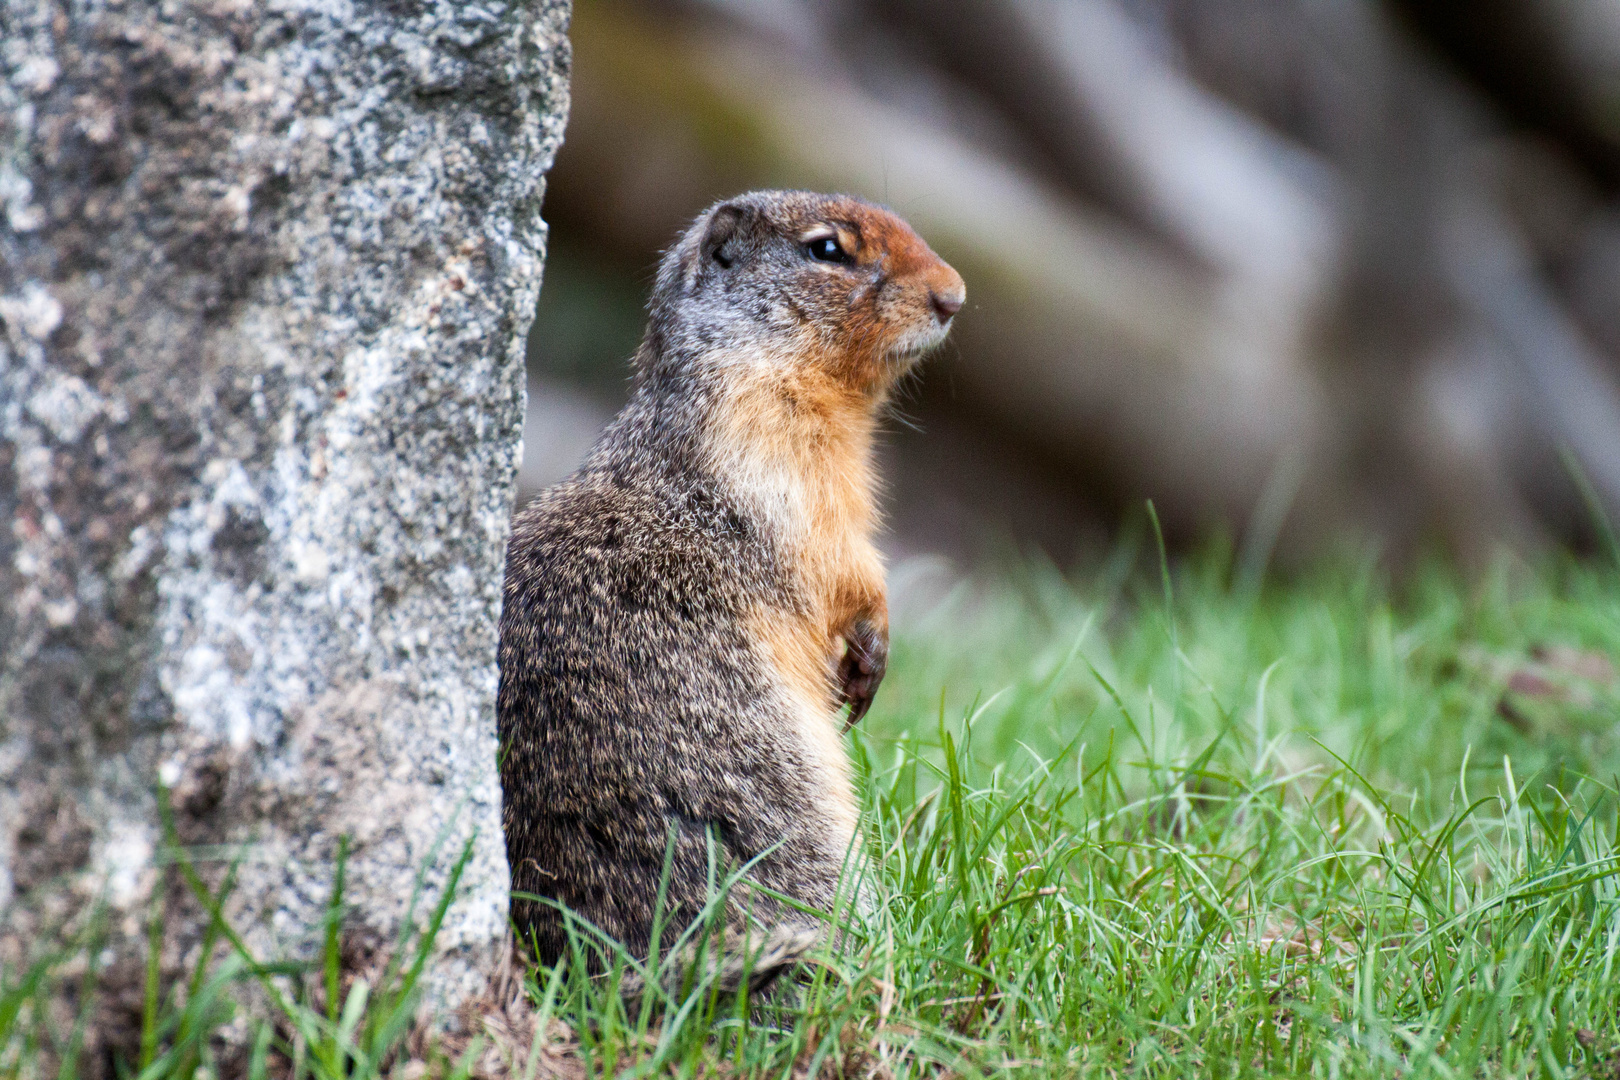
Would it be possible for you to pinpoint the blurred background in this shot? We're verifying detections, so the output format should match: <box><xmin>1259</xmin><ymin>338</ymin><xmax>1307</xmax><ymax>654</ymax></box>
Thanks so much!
<box><xmin>520</xmin><ymin>0</ymin><xmax>1620</xmax><ymax>576</ymax></box>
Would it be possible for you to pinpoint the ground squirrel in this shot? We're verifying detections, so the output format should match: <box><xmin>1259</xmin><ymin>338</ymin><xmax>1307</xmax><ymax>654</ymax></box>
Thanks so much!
<box><xmin>498</xmin><ymin>190</ymin><xmax>965</xmax><ymax>985</ymax></box>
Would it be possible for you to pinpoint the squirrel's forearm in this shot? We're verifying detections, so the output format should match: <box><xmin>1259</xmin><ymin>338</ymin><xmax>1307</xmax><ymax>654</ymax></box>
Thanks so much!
<box><xmin>832</xmin><ymin>554</ymin><xmax>889</xmax><ymax>729</ymax></box>
<box><xmin>830</xmin><ymin>542</ymin><xmax>888</xmax><ymax>637</ymax></box>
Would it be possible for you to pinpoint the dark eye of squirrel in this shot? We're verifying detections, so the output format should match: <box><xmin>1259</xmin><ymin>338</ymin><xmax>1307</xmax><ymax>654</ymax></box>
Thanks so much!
<box><xmin>806</xmin><ymin>236</ymin><xmax>852</xmax><ymax>265</ymax></box>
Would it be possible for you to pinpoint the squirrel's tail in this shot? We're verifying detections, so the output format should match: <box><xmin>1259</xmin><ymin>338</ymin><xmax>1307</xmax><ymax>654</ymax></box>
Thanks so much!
<box><xmin>615</xmin><ymin>922</ymin><xmax>820</xmax><ymax>1000</ymax></box>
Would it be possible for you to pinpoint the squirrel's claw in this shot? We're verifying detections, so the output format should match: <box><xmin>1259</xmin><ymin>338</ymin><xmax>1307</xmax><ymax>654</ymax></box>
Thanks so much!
<box><xmin>838</xmin><ymin>621</ymin><xmax>888</xmax><ymax>731</ymax></box>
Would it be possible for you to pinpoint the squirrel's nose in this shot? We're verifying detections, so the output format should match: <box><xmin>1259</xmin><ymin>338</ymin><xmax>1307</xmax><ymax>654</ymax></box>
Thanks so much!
<box><xmin>931</xmin><ymin>290</ymin><xmax>964</xmax><ymax>322</ymax></box>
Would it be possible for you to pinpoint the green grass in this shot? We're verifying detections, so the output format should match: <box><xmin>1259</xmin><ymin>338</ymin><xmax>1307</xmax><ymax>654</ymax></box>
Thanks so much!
<box><xmin>7</xmin><ymin>545</ymin><xmax>1620</xmax><ymax>1077</ymax></box>
<box><xmin>1</xmin><ymin>813</ymin><xmax>485</xmax><ymax>1079</ymax></box>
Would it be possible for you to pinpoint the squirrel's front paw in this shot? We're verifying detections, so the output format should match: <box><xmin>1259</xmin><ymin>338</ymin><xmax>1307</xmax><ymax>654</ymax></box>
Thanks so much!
<box><xmin>838</xmin><ymin>620</ymin><xmax>888</xmax><ymax>731</ymax></box>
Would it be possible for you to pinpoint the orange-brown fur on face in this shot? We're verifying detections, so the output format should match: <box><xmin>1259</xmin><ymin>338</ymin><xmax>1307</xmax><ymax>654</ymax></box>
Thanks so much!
<box><xmin>791</xmin><ymin>202</ymin><xmax>966</xmax><ymax>392</ymax></box>
<box><xmin>499</xmin><ymin>191</ymin><xmax>962</xmax><ymax>984</ymax></box>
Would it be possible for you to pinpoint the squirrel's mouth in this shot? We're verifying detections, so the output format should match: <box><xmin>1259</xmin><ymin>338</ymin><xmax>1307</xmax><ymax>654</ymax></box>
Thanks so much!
<box><xmin>887</xmin><ymin>317</ymin><xmax>954</xmax><ymax>363</ymax></box>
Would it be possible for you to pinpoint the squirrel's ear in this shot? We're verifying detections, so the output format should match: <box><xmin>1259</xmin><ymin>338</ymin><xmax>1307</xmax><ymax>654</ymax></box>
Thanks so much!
<box><xmin>701</xmin><ymin>204</ymin><xmax>747</xmax><ymax>270</ymax></box>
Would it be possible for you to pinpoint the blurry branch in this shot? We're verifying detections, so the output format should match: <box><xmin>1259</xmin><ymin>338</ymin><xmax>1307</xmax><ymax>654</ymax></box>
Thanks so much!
<box><xmin>1393</xmin><ymin>0</ymin><xmax>1620</xmax><ymax>515</ymax></box>
<box><xmin>1310</xmin><ymin>0</ymin><xmax>1620</xmax><ymax>538</ymax></box>
<box><xmin>993</xmin><ymin>0</ymin><xmax>1348</xmax><ymax>511</ymax></box>
<box><xmin>1400</xmin><ymin>0</ymin><xmax>1620</xmax><ymax>183</ymax></box>
<box><xmin>889</xmin><ymin>0</ymin><xmax>1343</xmax><ymax>324</ymax></box>
<box><xmin>1006</xmin><ymin>0</ymin><xmax>1342</xmax><ymax>288</ymax></box>
<box><xmin>1442</xmin><ymin>191</ymin><xmax>1620</xmax><ymax>511</ymax></box>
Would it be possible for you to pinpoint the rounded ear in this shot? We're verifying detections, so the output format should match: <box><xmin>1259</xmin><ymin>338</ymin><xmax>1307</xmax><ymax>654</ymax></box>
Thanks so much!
<box><xmin>701</xmin><ymin>204</ymin><xmax>747</xmax><ymax>270</ymax></box>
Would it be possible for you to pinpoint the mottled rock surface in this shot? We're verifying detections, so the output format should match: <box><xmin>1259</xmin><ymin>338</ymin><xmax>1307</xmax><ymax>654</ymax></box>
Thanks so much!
<box><xmin>0</xmin><ymin>0</ymin><xmax>570</xmax><ymax>1050</ymax></box>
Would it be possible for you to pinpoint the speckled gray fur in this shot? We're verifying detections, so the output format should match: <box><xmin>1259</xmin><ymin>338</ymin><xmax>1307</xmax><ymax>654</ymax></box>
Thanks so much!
<box><xmin>0</xmin><ymin>0</ymin><xmax>570</xmax><ymax>1052</ymax></box>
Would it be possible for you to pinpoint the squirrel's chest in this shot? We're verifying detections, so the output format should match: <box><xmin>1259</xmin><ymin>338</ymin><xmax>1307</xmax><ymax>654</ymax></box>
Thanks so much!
<box><xmin>736</xmin><ymin>479</ymin><xmax>883</xmax><ymax>757</ymax></box>
<box><xmin>706</xmin><ymin>375</ymin><xmax>884</xmax><ymax>697</ymax></box>
<box><xmin>734</xmin><ymin>450</ymin><xmax>880</xmax><ymax>630</ymax></box>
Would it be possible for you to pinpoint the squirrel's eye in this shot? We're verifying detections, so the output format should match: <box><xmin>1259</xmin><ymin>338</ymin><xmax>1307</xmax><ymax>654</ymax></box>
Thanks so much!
<box><xmin>806</xmin><ymin>236</ymin><xmax>852</xmax><ymax>264</ymax></box>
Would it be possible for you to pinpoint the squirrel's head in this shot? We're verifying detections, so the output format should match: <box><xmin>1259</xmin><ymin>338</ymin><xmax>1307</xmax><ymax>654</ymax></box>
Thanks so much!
<box><xmin>644</xmin><ymin>190</ymin><xmax>965</xmax><ymax>394</ymax></box>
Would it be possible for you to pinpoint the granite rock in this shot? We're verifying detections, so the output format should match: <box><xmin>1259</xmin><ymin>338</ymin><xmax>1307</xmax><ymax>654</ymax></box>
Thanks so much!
<box><xmin>0</xmin><ymin>0</ymin><xmax>570</xmax><ymax>1049</ymax></box>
